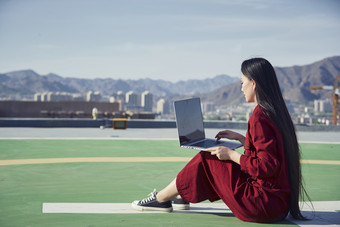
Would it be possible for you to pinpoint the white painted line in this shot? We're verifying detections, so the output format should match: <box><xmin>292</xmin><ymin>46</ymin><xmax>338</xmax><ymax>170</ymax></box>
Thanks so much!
<box><xmin>298</xmin><ymin>141</ymin><xmax>340</xmax><ymax>144</ymax></box>
<box><xmin>42</xmin><ymin>201</ymin><xmax>340</xmax><ymax>226</ymax></box>
<box><xmin>1</xmin><ymin>158</ymin><xmax>337</xmax><ymax>166</ymax></box>
<box><xmin>0</xmin><ymin>157</ymin><xmax>193</xmax><ymax>166</ymax></box>
<box><xmin>287</xmin><ymin>201</ymin><xmax>340</xmax><ymax>226</ymax></box>
<box><xmin>42</xmin><ymin>202</ymin><xmax>230</xmax><ymax>214</ymax></box>
<box><xmin>0</xmin><ymin>137</ymin><xmax>178</xmax><ymax>140</ymax></box>
<box><xmin>1</xmin><ymin>137</ymin><xmax>339</xmax><ymax>144</ymax></box>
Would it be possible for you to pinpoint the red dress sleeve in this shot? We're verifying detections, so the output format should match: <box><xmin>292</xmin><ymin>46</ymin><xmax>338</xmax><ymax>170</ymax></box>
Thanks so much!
<box><xmin>240</xmin><ymin>110</ymin><xmax>281</xmax><ymax>178</ymax></box>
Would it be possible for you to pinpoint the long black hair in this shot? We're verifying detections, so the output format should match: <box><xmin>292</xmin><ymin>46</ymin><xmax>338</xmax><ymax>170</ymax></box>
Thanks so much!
<box><xmin>241</xmin><ymin>57</ymin><xmax>310</xmax><ymax>220</ymax></box>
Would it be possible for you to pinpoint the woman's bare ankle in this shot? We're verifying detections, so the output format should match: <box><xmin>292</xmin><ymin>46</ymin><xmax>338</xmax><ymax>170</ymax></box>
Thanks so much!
<box><xmin>156</xmin><ymin>193</ymin><xmax>168</xmax><ymax>203</ymax></box>
<box><xmin>155</xmin><ymin>178</ymin><xmax>179</xmax><ymax>203</ymax></box>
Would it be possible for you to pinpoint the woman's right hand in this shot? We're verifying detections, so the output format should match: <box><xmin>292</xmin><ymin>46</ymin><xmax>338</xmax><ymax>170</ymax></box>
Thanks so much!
<box><xmin>215</xmin><ymin>130</ymin><xmax>245</xmax><ymax>145</ymax></box>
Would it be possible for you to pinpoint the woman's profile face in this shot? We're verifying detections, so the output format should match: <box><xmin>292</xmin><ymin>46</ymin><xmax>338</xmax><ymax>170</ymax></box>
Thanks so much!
<box><xmin>241</xmin><ymin>73</ymin><xmax>256</xmax><ymax>103</ymax></box>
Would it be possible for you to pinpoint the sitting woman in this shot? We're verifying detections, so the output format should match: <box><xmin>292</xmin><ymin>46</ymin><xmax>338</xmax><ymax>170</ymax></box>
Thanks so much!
<box><xmin>131</xmin><ymin>57</ymin><xmax>309</xmax><ymax>223</ymax></box>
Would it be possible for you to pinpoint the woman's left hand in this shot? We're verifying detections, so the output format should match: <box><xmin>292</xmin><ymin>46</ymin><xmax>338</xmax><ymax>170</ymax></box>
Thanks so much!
<box><xmin>205</xmin><ymin>146</ymin><xmax>241</xmax><ymax>164</ymax></box>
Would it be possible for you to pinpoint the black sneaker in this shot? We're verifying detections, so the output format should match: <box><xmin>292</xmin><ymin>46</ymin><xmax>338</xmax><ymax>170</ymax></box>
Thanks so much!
<box><xmin>171</xmin><ymin>196</ymin><xmax>190</xmax><ymax>210</ymax></box>
<box><xmin>131</xmin><ymin>189</ymin><xmax>173</xmax><ymax>212</ymax></box>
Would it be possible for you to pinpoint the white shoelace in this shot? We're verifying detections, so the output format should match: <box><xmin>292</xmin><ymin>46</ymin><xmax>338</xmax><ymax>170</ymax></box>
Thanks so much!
<box><xmin>139</xmin><ymin>189</ymin><xmax>157</xmax><ymax>204</ymax></box>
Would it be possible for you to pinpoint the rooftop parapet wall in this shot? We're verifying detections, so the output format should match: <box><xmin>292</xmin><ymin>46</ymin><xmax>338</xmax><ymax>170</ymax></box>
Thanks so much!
<box><xmin>0</xmin><ymin>119</ymin><xmax>339</xmax><ymax>131</ymax></box>
<box><xmin>0</xmin><ymin>101</ymin><xmax>120</xmax><ymax>118</ymax></box>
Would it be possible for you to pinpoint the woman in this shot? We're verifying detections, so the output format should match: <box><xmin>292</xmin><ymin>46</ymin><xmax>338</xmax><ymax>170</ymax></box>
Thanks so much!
<box><xmin>131</xmin><ymin>58</ymin><xmax>309</xmax><ymax>223</ymax></box>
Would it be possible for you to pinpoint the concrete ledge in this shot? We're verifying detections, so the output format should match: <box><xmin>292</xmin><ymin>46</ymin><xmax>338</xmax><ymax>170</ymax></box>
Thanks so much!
<box><xmin>0</xmin><ymin>118</ymin><xmax>339</xmax><ymax>131</ymax></box>
<box><xmin>126</xmin><ymin>120</ymin><xmax>176</xmax><ymax>128</ymax></box>
<box><xmin>295</xmin><ymin>124</ymin><xmax>340</xmax><ymax>131</ymax></box>
<box><xmin>0</xmin><ymin>118</ymin><xmax>105</xmax><ymax>128</ymax></box>
<box><xmin>0</xmin><ymin>118</ymin><xmax>246</xmax><ymax>129</ymax></box>
<box><xmin>204</xmin><ymin>120</ymin><xmax>247</xmax><ymax>129</ymax></box>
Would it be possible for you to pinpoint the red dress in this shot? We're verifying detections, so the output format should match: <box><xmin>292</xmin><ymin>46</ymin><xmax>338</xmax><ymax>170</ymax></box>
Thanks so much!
<box><xmin>176</xmin><ymin>105</ymin><xmax>290</xmax><ymax>223</ymax></box>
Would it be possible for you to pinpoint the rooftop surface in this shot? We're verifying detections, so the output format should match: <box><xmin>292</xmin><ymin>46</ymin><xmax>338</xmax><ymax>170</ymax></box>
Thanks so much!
<box><xmin>0</xmin><ymin>128</ymin><xmax>339</xmax><ymax>226</ymax></box>
<box><xmin>1</xmin><ymin>127</ymin><xmax>340</xmax><ymax>142</ymax></box>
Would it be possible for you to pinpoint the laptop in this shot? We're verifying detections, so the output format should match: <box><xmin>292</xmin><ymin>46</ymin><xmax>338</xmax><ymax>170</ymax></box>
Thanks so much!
<box><xmin>174</xmin><ymin>97</ymin><xmax>242</xmax><ymax>151</ymax></box>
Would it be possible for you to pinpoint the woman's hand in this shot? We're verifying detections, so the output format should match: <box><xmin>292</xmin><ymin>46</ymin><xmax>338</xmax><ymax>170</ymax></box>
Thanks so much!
<box><xmin>215</xmin><ymin>130</ymin><xmax>245</xmax><ymax>145</ymax></box>
<box><xmin>205</xmin><ymin>146</ymin><xmax>241</xmax><ymax>164</ymax></box>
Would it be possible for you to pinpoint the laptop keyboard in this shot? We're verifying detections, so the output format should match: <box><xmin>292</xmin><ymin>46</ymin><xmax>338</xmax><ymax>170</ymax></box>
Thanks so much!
<box><xmin>192</xmin><ymin>140</ymin><xmax>222</xmax><ymax>148</ymax></box>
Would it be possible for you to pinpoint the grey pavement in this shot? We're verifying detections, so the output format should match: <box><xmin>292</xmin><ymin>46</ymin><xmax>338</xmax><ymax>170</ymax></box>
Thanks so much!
<box><xmin>0</xmin><ymin>127</ymin><xmax>339</xmax><ymax>143</ymax></box>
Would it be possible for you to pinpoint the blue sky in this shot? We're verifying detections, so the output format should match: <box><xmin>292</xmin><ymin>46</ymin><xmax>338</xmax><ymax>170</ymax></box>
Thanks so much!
<box><xmin>0</xmin><ymin>0</ymin><xmax>339</xmax><ymax>81</ymax></box>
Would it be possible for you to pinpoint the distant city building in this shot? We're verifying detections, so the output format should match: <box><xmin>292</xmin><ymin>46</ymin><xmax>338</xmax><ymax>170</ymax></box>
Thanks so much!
<box><xmin>41</xmin><ymin>92</ymin><xmax>48</xmax><ymax>102</ymax></box>
<box><xmin>72</xmin><ymin>94</ymin><xmax>85</xmax><ymax>101</ymax></box>
<box><xmin>201</xmin><ymin>102</ymin><xmax>215</xmax><ymax>113</ymax></box>
<box><xmin>47</xmin><ymin>92</ymin><xmax>73</xmax><ymax>101</ymax></box>
<box><xmin>314</xmin><ymin>100</ymin><xmax>319</xmax><ymax>113</ymax></box>
<box><xmin>116</xmin><ymin>91</ymin><xmax>125</xmax><ymax>104</ymax></box>
<box><xmin>47</xmin><ymin>92</ymin><xmax>53</xmax><ymax>102</ymax></box>
<box><xmin>34</xmin><ymin>92</ymin><xmax>85</xmax><ymax>102</ymax></box>
<box><xmin>157</xmin><ymin>98</ymin><xmax>170</xmax><ymax>115</ymax></box>
<box><xmin>86</xmin><ymin>91</ymin><xmax>101</xmax><ymax>102</ymax></box>
<box><xmin>314</xmin><ymin>99</ymin><xmax>332</xmax><ymax>113</ymax></box>
<box><xmin>109</xmin><ymin>96</ymin><xmax>116</xmax><ymax>103</ymax></box>
<box><xmin>141</xmin><ymin>91</ymin><xmax>153</xmax><ymax>112</ymax></box>
<box><xmin>317</xmin><ymin>117</ymin><xmax>331</xmax><ymax>125</ymax></box>
<box><xmin>34</xmin><ymin>93</ymin><xmax>42</xmax><ymax>102</ymax></box>
<box><xmin>300</xmin><ymin>116</ymin><xmax>313</xmax><ymax>125</ymax></box>
<box><xmin>126</xmin><ymin>91</ymin><xmax>138</xmax><ymax>106</ymax></box>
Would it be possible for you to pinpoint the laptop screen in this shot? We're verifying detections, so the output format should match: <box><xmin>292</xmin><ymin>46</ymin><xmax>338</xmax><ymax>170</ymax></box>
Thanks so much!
<box><xmin>174</xmin><ymin>98</ymin><xmax>205</xmax><ymax>145</ymax></box>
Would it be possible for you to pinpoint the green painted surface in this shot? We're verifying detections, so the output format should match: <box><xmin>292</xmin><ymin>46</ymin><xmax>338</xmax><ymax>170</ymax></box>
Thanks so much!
<box><xmin>0</xmin><ymin>140</ymin><xmax>339</xmax><ymax>226</ymax></box>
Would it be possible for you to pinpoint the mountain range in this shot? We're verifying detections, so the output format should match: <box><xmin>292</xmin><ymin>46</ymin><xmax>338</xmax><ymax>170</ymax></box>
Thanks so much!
<box><xmin>0</xmin><ymin>70</ymin><xmax>237</xmax><ymax>98</ymax></box>
<box><xmin>1</xmin><ymin>56</ymin><xmax>339</xmax><ymax>106</ymax></box>
<box><xmin>200</xmin><ymin>56</ymin><xmax>340</xmax><ymax>106</ymax></box>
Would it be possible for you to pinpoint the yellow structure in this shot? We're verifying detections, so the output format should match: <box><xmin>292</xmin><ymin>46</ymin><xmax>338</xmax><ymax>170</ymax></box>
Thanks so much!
<box><xmin>113</xmin><ymin>118</ymin><xmax>127</xmax><ymax>129</ymax></box>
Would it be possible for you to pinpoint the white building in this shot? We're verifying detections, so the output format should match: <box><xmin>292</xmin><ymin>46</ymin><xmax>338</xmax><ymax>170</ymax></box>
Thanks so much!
<box><xmin>40</xmin><ymin>92</ymin><xmax>48</xmax><ymax>102</ymax></box>
<box><xmin>86</xmin><ymin>91</ymin><xmax>101</xmax><ymax>102</ymax></box>
<box><xmin>126</xmin><ymin>91</ymin><xmax>138</xmax><ymax>106</ymax></box>
<box><xmin>314</xmin><ymin>99</ymin><xmax>332</xmax><ymax>113</ymax></box>
<box><xmin>116</xmin><ymin>91</ymin><xmax>125</xmax><ymax>103</ymax></box>
<box><xmin>157</xmin><ymin>98</ymin><xmax>170</xmax><ymax>115</ymax></box>
<box><xmin>34</xmin><ymin>93</ymin><xmax>42</xmax><ymax>101</ymax></box>
<box><xmin>141</xmin><ymin>91</ymin><xmax>153</xmax><ymax>112</ymax></box>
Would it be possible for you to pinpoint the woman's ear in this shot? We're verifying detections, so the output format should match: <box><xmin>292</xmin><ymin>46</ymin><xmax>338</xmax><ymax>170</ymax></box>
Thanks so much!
<box><xmin>252</xmin><ymin>80</ymin><xmax>256</xmax><ymax>90</ymax></box>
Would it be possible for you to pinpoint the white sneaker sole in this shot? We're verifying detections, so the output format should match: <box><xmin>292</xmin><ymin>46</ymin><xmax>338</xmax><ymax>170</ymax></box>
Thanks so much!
<box><xmin>172</xmin><ymin>203</ymin><xmax>190</xmax><ymax>210</ymax></box>
<box><xmin>131</xmin><ymin>201</ymin><xmax>173</xmax><ymax>212</ymax></box>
